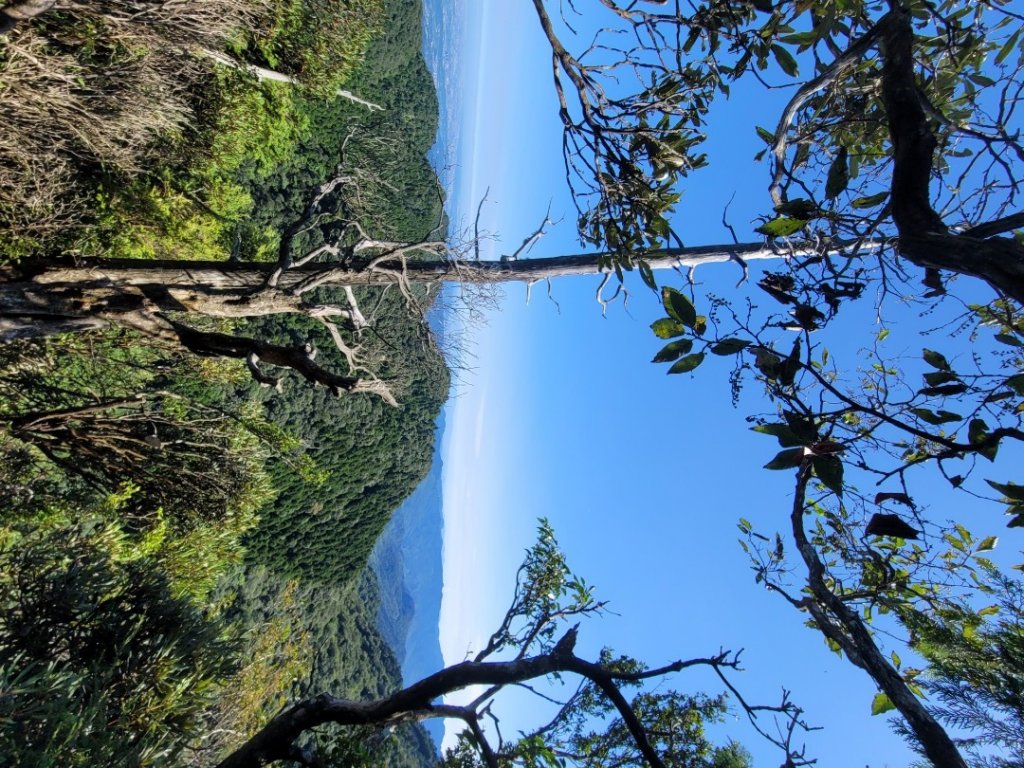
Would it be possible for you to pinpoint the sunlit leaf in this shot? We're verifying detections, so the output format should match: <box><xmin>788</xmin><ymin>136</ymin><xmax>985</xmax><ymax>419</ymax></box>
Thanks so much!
<box><xmin>651</xmin><ymin>318</ymin><xmax>686</xmax><ymax>339</ymax></box>
<box><xmin>851</xmin><ymin>192</ymin><xmax>888</xmax><ymax>209</ymax></box>
<box><xmin>871</xmin><ymin>693</ymin><xmax>895</xmax><ymax>715</ymax></box>
<box><xmin>755</xmin><ymin>217</ymin><xmax>807</xmax><ymax>237</ymax></box>
<box><xmin>976</xmin><ymin>536</ymin><xmax>999</xmax><ymax>553</ymax></box>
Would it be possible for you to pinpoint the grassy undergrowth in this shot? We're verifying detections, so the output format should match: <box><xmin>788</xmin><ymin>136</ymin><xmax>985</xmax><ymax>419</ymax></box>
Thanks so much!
<box><xmin>0</xmin><ymin>0</ymin><xmax>387</xmax><ymax>264</ymax></box>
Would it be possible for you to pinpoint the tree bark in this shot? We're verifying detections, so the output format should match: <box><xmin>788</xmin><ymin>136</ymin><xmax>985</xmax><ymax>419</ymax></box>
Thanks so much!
<box><xmin>0</xmin><ymin>240</ymin><xmax>834</xmax><ymax>342</ymax></box>
<box><xmin>789</xmin><ymin>465</ymin><xmax>968</xmax><ymax>768</ymax></box>
<box><xmin>880</xmin><ymin>9</ymin><xmax>1024</xmax><ymax>303</ymax></box>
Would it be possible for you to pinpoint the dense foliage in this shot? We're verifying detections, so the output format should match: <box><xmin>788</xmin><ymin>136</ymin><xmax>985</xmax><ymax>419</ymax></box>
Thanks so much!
<box><xmin>1</xmin><ymin>0</ymin><xmax>446</xmax><ymax>765</ymax></box>
<box><xmin>243</xmin><ymin>292</ymin><xmax>448</xmax><ymax>585</ymax></box>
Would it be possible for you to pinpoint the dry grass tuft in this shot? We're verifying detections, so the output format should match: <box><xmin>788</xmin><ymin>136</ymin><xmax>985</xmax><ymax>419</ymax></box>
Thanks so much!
<box><xmin>0</xmin><ymin>0</ymin><xmax>265</xmax><ymax>247</ymax></box>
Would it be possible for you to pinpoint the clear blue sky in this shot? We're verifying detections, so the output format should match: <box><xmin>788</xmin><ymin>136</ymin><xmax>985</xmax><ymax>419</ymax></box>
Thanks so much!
<box><xmin>434</xmin><ymin>2</ymin><xmax>1015</xmax><ymax>765</ymax></box>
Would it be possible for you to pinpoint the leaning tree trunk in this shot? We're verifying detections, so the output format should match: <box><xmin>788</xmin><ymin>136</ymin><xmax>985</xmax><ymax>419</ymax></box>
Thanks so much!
<box><xmin>0</xmin><ymin>241</ymin><xmax>836</xmax><ymax>343</ymax></box>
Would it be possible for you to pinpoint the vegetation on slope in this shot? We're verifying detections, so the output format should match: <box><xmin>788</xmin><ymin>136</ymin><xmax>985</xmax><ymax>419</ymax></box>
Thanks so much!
<box><xmin>0</xmin><ymin>0</ymin><xmax>447</xmax><ymax>764</ymax></box>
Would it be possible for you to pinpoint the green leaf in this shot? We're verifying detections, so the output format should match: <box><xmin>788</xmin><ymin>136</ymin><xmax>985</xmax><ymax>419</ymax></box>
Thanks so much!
<box><xmin>986</xmin><ymin>479</ymin><xmax>1024</xmax><ymax>502</ymax></box>
<box><xmin>920</xmin><ymin>383</ymin><xmax>968</xmax><ymax>397</ymax></box>
<box><xmin>851</xmin><ymin>192</ymin><xmax>888</xmax><ymax>209</ymax></box>
<box><xmin>652</xmin><ymin>338</ymin><xmax>694</xmax><ymax>362</ymax></box>
<box><xmin>969</xmin><ymin>418</ymin><xmax>990</xmax><ymax>444</ymax></box>
<box><xmin>910</xmin><ymin>408</ymin><xmax>962</xmax><ymax>426</ymax></box>
<box><xmin>764</xmin><ymin>447</ymin><xmax>805</xmax><ymax>470</ymax></box>
<box><xmin>890</xmin><ymin>651</ymin><xmax>901</xmax><ymax>669</ymax></box>
<box><xmin>976</xmin><ymin>535</ymin><xmax>999</xmax><ymax>553</ymax></box>
<box><xmin>651</xmin><ymin>318</ymin><xmax>686</xmax><ymax>339</ymax></box>
<box><xmin>969</xmin><ymin>419</ymin><xmax>997</xmax><ymax>461</ymax></box>
<box><xmin>871</xmin><ymin>693</ymin><xmax>896</xmax><ymax>716</ymax></box>
<box><xmin>825</xmin><ymin>147</ymin><xmax>849</xmax><ymax>199</ymax></box>
<box><xmin>638</xmin><ymin>260</ymin><xmax>657</xmax><ymax>290</ymax></box>
<box><xmin>752</xmin><ymin>422</ymin><xmax>804</xmax><ymax>447</ymax></box>
<box><xmin>996</xmin><ymin>29</ymin><xmax>1021</xmax><ymax>65</ymax></box>
<box><xmin>978</xmin><ymin>604</ymin><xmax>1000</xmax><ymax>617</ymax></box>
<box><xmin>994</xmin><ymin>333</ymin><xmax>1023</xmax><ymax>347</ymax></box>
<box><xmin>825</xmin><ymin>636</ymin><xmax>843</xmax><ymax>657</ymax></box>
<box><xmin>774</xmin><ymin>198</ymin><xmax>820</xmax><ymax>218</ymax></box>
<box><xmin>661</xmin><ymin>287</ymin><xmax>697</xmax><ymax>328</ymax></box>
<box><xmin>771</xmin><ymin>44</ymin><xmax>799</xmax><ymax>76</ymax></box>
<box><xmin>667</xmin><ymin>353</ymin><xmax>705</xmax><ymax>374</ymax></box>
<box><xmin>812</xmin><ymin>455</ymin><xmax>844</xmax><ymax>495</ymax></box>
<box><xmin>783</xmin><ymin>410</ymin><xmax>819</xmax><ymax>443</ymax></box>
<box><xmin>756</xmin><ymin>125</ymin><xmax>776</xmax><ymax>144</ymax></box>
<box><xmin>710</xmin><ymin>338</ymin><xmax>751</xmax><ymax>355</ymax></box>
<box><xmin>756</xmin><ymin>216</ymin><xmax>807</xmax><ymax>237</ymax></box>
<box><xmin>779</xmin><ymin>337</ymin><xmax>802</xmax><ymax>386</ymax></box>
<box><xmin>922</xmin><ymin>348</ymin><xmax>951</xmax><ymax>371</ymax></box>
<box><xmin>1005</xmin><ymin>374</ymin><xmax>1024</xmax><ymax>395</ymax></box>
<box><xmin>923</xmin><ymin>370</ymin><xmax>958</xmax><ymax>387</ymax></box>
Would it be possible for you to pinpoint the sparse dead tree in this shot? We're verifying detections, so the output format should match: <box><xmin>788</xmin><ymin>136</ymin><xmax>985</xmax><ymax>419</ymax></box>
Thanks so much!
<box><xmin>215</xmin><ymin>522</ymin><xmax>812</xmax><ymax>768</ymax></box>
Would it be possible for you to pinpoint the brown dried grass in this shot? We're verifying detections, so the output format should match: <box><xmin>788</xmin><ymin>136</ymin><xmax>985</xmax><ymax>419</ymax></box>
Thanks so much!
<box><xmin>0</xmin><ymin>0</ymin><xmax>266</xmax><ymax>245</ymax></box>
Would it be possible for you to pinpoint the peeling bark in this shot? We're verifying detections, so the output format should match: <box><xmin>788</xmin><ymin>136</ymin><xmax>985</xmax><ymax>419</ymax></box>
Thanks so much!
<box><xmin>0</xmin><ymin>240</ymin><xmax>832</xmax><ymax>342</ymax></box>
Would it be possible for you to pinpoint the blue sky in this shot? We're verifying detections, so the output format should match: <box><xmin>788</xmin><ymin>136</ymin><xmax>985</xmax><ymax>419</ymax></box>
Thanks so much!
<box><xmin>433</xmin><ymin>2</ymin><xmax>1015</xmax><ymax>765</ymax></box>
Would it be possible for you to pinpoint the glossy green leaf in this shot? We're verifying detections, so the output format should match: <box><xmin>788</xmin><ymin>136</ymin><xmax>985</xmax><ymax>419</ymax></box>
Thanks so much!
<box><xmin>756</xmin><ymin>125</ymin><xmax>775</xmax><ymax>144</ymax></box>
<box><xmin>976</xmin><ymin>535</ymin><xmax>999</xmax><ymax>553</ymax></box>
<box><xmin>986</xmin><ymin>479</ymin><xmax>1024</xmax><ymax>502</ymax></box>
<box><xmin>923</xmin><ymin>370</ymin><xmax>958</xmax><ymax>387</ymax></box>
<box><xmin>920</xmin><ymin>383</ymin><xmax>968</xmax><ymax>397</ymax></box>
<box><xmin>783</xmin><ymin>410</ymin><xmax>819</xmax><ymax>443</ymax></box>
<box><xmin>774</xmin><ymin>198</ymin><xmax>820</xmax><ymax>218</ymax></box>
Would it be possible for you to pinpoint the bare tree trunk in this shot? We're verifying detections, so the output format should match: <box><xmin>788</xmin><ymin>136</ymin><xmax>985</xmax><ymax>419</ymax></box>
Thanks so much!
<box><xmin>0</xmin><ymin>240</ymin><xmax>816</xmax><ymax>340</ymax></box>
<box><xmin>199</xmin><ymin>49</ymin><xmax>384</xmax><ymax>112</ymax></box>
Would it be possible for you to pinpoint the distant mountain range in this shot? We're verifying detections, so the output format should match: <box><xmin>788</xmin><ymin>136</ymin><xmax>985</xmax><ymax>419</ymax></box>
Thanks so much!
<box><xmin>368</xmin><ymin>408</ymin><xmax>447</xmax><ymax>748</ymax></box>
